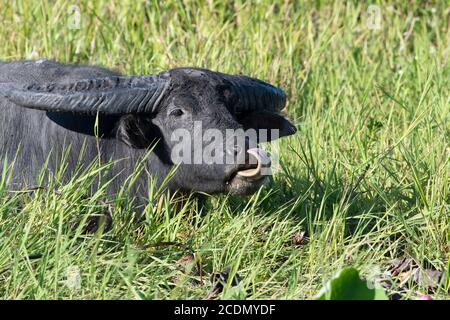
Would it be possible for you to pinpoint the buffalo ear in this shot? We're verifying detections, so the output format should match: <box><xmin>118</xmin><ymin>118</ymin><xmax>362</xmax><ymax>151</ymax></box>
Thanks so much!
<box><xmin>116</xmin><ymin>115</ymin><xmax>160</xmax><ymax>149</ymax></box>
<box><xmin>237</xmin><ymin>111</ymin><xmax>297</xmax><ymax>142</ymax></box>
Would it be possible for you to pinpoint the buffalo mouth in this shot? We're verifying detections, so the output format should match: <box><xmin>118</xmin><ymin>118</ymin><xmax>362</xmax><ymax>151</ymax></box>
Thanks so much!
<box><xmin>226</xmin><ymin>148</ymin><xmax>272</xmax><ymax>194</ymax></box>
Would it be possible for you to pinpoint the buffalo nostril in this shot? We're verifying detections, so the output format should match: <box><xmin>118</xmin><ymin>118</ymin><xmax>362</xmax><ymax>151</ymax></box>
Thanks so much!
<box><xmin>225</xmin><ymin>136</ymin><xmax>251</xmax><ymax>163</ymax></box>
<box><xmin>226</xmin><ymin>142</ymin><xmax>244</xmax><ymax>157</ymax></box>
<box><xmin>226</xmin><ymin>145</ymin><xmax>243</xmax><ymax>163</ymax></box>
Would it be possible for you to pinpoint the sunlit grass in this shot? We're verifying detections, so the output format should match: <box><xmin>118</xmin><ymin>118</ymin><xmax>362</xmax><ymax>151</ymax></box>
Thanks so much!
<box><xmin>0</xmin><ymin>0</ymin><xmax>449</xmax><ymax>299</ymax></box>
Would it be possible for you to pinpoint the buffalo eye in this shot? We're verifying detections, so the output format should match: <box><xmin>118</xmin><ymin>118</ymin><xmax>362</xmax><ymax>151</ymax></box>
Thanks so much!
<box><xmin>169</xmin><ymin>108</ymin><xmax>185</xmax><ymax>117</ymax></box>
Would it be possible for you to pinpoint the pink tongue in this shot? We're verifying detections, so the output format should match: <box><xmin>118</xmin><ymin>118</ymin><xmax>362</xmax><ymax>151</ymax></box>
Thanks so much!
<box><xmin>237</xmin><ymin>148</ymin><xmax>271</xmax><ymax>179</ymax></box>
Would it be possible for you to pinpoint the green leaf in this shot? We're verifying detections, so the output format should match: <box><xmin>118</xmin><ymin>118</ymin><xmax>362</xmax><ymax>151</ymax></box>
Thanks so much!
<box><xmin>315</xmin><ymin>267</ymin><xmax>388</xmax><ymax>300</ymax></box>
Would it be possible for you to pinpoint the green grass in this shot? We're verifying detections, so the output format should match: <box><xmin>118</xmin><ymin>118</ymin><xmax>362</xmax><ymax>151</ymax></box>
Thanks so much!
<box><xmin>0</xmin><ymin>0</ymin><xmax>449</xmax><ymax>299</ymax></box>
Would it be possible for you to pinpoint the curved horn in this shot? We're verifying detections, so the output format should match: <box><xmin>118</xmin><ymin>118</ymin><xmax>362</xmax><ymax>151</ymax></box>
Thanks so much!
<box><xmin>0</xmin><ymin>75</ymin><xmax>170</xmax><ymax>114</ymax></box>
<box><xmin>222</xmin><ymin>74</ymin><xmax>287</xmax><ymax>113</ymax></box>
<box><xmin>165</xmin><ymin>68</ymin><xmax>286</xmax><ymax>114</ymax></box>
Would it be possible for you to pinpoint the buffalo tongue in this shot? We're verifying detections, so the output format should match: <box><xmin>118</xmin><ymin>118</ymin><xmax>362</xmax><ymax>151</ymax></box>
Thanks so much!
<box><xmin>237</xmin><ymin>148</ymin><xmax>271</xmax><ymax>180</ymax></box>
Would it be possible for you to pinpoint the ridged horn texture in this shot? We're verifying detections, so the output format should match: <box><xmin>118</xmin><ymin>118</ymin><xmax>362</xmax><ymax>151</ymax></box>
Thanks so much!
<box><xmin>165</xmin><ymin>68</ymin><xmax>287</xmax><ymax>113</ymax></box>
<box><xmin>0</xmin><ymin>75</ymin><xmax>170</xmax><ymax>114</ymax></box>
<box><xmin>221</xmin><ymin>73</ymin><xmax>287</xmax><ymax>113</ymax></box>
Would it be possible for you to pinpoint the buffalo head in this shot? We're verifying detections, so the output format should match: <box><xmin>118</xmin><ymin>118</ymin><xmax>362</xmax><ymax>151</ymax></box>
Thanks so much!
<box><xmin>0</xmin><ymin>67</ymin><xmax>296</xmax><ymax>195</ymax></box>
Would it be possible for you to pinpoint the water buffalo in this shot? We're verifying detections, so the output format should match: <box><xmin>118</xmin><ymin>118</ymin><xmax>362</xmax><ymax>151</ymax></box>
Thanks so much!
<box><xmin>0</xmin><ymin>59</ymin><xmax>296</xmax><ymax>210</ymax></box>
